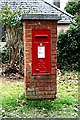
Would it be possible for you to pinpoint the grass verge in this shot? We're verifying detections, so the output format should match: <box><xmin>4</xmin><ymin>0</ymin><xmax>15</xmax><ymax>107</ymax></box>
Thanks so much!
<box><xmin>1</xmin><ymin>71</ymin><xmax>79</xmax><ymax>118</ymax></box>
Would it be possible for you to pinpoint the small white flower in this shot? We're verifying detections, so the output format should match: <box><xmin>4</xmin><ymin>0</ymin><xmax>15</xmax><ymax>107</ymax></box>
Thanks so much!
<box><xmin>2</xmin><ymin>109</ymin><xmax>5</xmax><ymax>112</ymax></box>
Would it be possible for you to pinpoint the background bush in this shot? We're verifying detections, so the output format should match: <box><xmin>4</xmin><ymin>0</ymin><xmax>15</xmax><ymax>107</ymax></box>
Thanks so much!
<box><xmin>0</xmin><ymin>5</ymin><xmax>24</xmax><ymax>74</ymax></box>
<box><xmin>1</xmin><ymin>45</ymin><xmax>9</xmax><ymax>64</ymax></box>
<box><xmin>57</xmin><ymin>26</ymin><xmax>80</xmax><ymax>71</ymax></box>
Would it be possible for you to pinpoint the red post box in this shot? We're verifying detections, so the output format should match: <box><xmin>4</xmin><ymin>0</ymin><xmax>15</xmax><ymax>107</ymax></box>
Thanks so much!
<box><xmin>32</xmin><ymin>29</ymin><xmax>51</xmax><ymax>75</ymax></box>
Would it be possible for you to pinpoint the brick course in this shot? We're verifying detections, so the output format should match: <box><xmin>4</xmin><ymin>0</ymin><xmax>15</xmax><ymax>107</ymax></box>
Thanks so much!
<box><xmin>23</xmin><ymin>20</ymin><xmax>57</xmax><ymax>99</ymax></box>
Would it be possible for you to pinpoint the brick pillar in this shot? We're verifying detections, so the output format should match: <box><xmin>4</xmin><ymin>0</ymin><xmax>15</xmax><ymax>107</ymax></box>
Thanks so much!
<box><xmin>22</xmin><ymin>14</ymin><xmax>60</xmax><ymax>99</ymax></box>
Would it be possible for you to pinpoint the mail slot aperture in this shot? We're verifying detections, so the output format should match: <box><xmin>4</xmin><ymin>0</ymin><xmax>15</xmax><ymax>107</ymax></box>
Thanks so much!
<box><xmin>35</xmin><ymin>35</ymin><xmax>48</xmax><ymax>38</ymax></box>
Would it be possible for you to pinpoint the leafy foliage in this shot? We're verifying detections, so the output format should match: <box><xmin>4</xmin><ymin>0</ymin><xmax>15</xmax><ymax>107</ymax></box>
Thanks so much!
<box><xmin>65</xmin><ymin>1</ymin><xmax>80</xmax><ymax>16</ymax></box>
<box><xmin>0</xmin><ymin>5</ymin><xmax>23</xmax><ymax>28</ymax></box>
<box><xmin>58</xmin><ymin>1</ymin><xmax>80</xmax><ymax>71</ymax></box>
<box><xmin>57</xmin><ymin>26</ymin><xmax>80</xmax><ymax>71</ymax></box>
<box><xmin>1</xmin><ymin>45</ymin><xmax>9</xmax><ymax>64</ymax></box>
<box><xmin>0</xmin><ymin>5</ymin><xmax>25</xmax><ymax>74</ymax></box>
<box><xmin>74</xmin><ymin>13</ymin><xmax>80</xmax><ymax>29</ymax></box>
<box><xmin>65</xmin><ymin>1</ymin><xmax>80</xmax><ymax>29</ymax></box>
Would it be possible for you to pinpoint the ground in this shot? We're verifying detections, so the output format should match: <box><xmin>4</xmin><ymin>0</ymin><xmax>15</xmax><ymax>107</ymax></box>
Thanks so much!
<box><xmin>0</xmin><ymin>71</ymin><xmax>79</xmax><ymax>118</ymax></box>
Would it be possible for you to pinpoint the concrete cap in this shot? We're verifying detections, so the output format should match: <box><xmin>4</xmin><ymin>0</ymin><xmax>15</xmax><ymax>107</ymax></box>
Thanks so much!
<box><xmin>22</xmin><ymin>13</ymin><xmax>61</xmax><ymax>20</ymax></box>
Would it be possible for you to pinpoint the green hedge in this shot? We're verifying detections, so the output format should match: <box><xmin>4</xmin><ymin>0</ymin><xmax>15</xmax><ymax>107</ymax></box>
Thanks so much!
<box><xmin>57</xmin><ymin>26</ymin><xmax>80</xmax><ymax>71</ymax></box>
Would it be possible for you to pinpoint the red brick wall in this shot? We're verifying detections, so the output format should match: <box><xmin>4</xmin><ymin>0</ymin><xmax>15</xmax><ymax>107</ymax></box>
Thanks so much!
<box><xmin>23</xmin><ymin>20</ymin><xmax>57</xmax><ymax>99</ymax></box>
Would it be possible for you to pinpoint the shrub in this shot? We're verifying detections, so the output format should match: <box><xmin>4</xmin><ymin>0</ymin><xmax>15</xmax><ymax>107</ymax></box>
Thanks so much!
<box><xmin>57</xmin><ymin>26</ymin><xmax>80</xmax><ymax>71</ymax></box>
<box><xmin>0</xmin><ymin>5</ymin><xmax>24</xmax><ymax>74</ymax></box>
<box><xmin>1</xmin><ymin>44</ymin><xmax>9</xmax><ymax>64</ymax></box>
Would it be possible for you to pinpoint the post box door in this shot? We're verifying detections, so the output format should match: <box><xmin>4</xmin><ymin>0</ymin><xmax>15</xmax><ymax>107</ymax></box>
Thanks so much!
<box><xmin>32</xmin><ymin>29</ymin><xmax>51</xmax><ymax>75</ymax></box>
